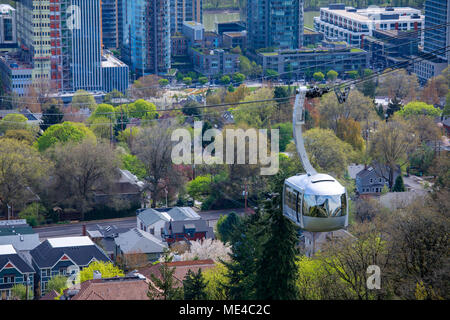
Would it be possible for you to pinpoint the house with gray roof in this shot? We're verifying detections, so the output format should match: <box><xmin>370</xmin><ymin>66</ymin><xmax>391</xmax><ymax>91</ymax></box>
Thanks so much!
<box><xmin>0</xmin><ymin>244</ymin><xmax>35</xmax><ymax>300</ymax></box>
<box><xmin>356</xmin><ymin>163</ymin><xmax>401</xmax><ymax>195</ymax></box>
<box><xmin>162</xmin><ymin>220</ymin><xmax>214</xmax><ymax>244</ymax></box>
<box><xmin>137</xmin><ymin>207</ymin><xmax>201</xmax><ymax>239</ymax></box>
<box><xmin>30</xmin><ymin>236</ymin><xmax>110</xmax><ymax>295</ymax></box>
<box><xmin>114</xmin><ymin>228</ymin><xmax>167</xmax><ymax>263</ymax></box>
<box><xmin>0</xmin><ymin>219</ymin><xmax>40</xmax><ymax>252</ymax></box>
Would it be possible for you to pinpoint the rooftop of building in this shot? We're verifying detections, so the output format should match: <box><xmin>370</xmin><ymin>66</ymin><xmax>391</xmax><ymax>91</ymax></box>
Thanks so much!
<box><xmin>183</xmin><ymin>21</ymin><xmax>203</xmax><ymax>28</ymax></box>
<box><xmin>0</xmin><ymin>53</ymin><xmax>33</xmax><ymax>70</ymax></box>
<box><xmin>319</xmin><ymin>6</ymin><xmax>423</xmax><ymax>22</ymax></box>
<box><xmin>223</xmin><ymin>31</ymin><xmax>247</xmax><ymax>38</ymax></box>
<box><xmin>101</xmin><ymin>53</ymin><xmax>127</xmax><ymax>68</ymax></box>
<box><xmin>258</xmin><ymin>43</ymin><xmax>365</xmax><ymax>56</ymax></box>
<box><xmin>0</xmin><ymin>4</ymin><xmax>15</xmax><ymax>14</ymax></box>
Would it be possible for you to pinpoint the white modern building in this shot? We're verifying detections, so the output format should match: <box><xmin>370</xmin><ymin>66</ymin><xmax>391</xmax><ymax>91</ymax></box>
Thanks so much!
<box><xmin>314</xmin><ymin>4</ymin><xmax>424</xmax><ymax>48</ymax></box>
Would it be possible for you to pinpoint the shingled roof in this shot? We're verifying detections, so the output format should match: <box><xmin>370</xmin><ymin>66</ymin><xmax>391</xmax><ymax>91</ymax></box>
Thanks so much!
<box><xmin>66</xmin><ymin>276</ymin><xmax>150</xmax><ymax>300</ymax></box>
<box><xmin>0</xmin><ymin>245</ymin><xmax>35</xmax><ymax>274</ymax></box>
<box><xmin>30</xmin><ymin>236</ymin><xmax>110</xmax><ymax>268</ymax></box>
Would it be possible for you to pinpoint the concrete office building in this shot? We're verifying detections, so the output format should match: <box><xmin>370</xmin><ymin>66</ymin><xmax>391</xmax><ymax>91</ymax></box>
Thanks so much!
<box><xmin>314</xmin><ymin>4</ymin><xmax>424</xmax><ymax>48</ymax></box>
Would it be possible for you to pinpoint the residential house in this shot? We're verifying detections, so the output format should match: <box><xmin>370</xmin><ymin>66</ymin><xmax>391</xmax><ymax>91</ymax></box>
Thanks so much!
<box><xmin>60</xmin><ymin>273</ymin><xmax>150</xmax><ymax>300</ymax></box>
<box><xmin>94</xmin><ymin>169</ymin><xmax>144</xmax><ymax>206</ymax></box>
<box><xmin>30</xmin><ymin>236</ymin><xmax>110</xmax><ymax>295</ymax></box>
<box><xmin>138</xmin><ymin>259</ymin><xmax>215</xmax><ymax>288</ymax></box>
<box><xmin>162</xmin><ymin>219</ymin><xmax>214</xmax><ymax>244</ymax></box>
<box><xmin>0</xmin><ymin>245</ymin><xmax>35</xmax><ymax>300</ymax></box>
<box><xmin>356</xmin><ymin>164</ymin><xmax>401</xmax><ymax>195</ymax></box>
<box><xmin>114</xmin><ymin>228</ymin><xmax>168</xmax><ymax>263</ymax></box>
<box><xmin>0</xmin><ymin>220</ymin><xmax>40</xmax><ymax>252</ymax></box>
<box><xmin>85</xmin><ymin>224</ymin><xmax>130</xmax><ymax>261</ymax></box>
<box><xmin>137</xmin><ymin>207</ymin><xmax>201</xmax><ymax>239</ymax></box>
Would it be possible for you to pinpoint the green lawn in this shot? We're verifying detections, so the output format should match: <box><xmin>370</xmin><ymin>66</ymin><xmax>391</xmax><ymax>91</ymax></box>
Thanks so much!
<box><xmin>304</xmin><ymin>11</ymin><xmax>320</xmax><ymax>29</ymax></box>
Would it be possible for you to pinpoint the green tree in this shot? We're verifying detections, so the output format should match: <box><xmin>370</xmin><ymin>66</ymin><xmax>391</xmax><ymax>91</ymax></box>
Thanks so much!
<box><xmin>313</xmin><ymin>72</ymin><xmax>325</xmax><ymax>82</ymax></box>
<box><xmin>90</xmin><ymin>103</ymin><xmax>115</xmax><ymax>119</ymax></box>
<box><xmin>147</xmin><ymin>255</ymin><xmax>183</xmax><ymax>300</ymax></box>
<box><xmin>127</xmin><ymin>99</ymin><xmax>158</xmax><ymax>120</ymax></box>
<box><xmin>386</xmin><ymin>97</ymin><xmax>402</xmax><ymax>118</ymax></box>
<box><xmin>1</xmin><ymin>129</ymin><xmax>35</xmax><ymax>145</ymax></box>
<box><xmin>303</xmin><ymin>128</ymin><xmax>356</xmax><ymax>177</ymax></box>
<box><xmin>216</xmin><ymin>212</ymin><xmax>241</xmax><ymax>244</ymax></box>
<box><xmin>183</xmin><ymin>269</ymin><xmax>208</xmax><ymax>300</ymax></box>
<box><xmin>203</xmin><ymin>263</ymin><xmax>229</xmax><ymax>300</ymax></box>
<box><xmin>273</xmin><ymin>122</ymin><xmax>293</xmax><ymax>152</ymax></box>
<box><xmin>120</xmin><ymin>153</ymin><xmax>146</xmax><ymax>180</ymax></box>
<box><xmin>72</xmin><ymin>90</ymin><xmax>97</xmax><ymax>111</ymax></box>
<box><xmin>220</xmin><ymin>75</ymin><xmax>231</xmax><ymax>85</ymax></box>
<box><xmin>159</xmin><ymin>78</ymin><xmax>169</xmax><ymax>87</ymax></box>
<box><xmin>327</xmin><ymin>70</ymin><xmax>338</xmax><ymax>82</ymax></box>
<box><xmin>182</xmin><ymin>100</ymin><xmax>202</xmax><ymax>117</ymax></box>
<box><xmin>347</xmin><ymin>70</ymin><xmax>359</xmax><ymax>79</ymax></box>
<box><xmin>11</xmin><ymin>284</ymin><xmax>30</xmax><ymax>300</ymax></box>
<box><xmin>47</xmin><ymin>275</ymin><xmax>68</xmax><ymax>295</ymax></box>
<box><xmin>336</xmin><ymin>117</ymin><xmax>365</xmax><ymax>151</ymax></box>
<box><xmin>40</xmin><ymin>104</ymin><xmax>64</xmax><ymax>131</ymax></box>
<box><xmin>183</xmin><ymin>77</ymin><xmax>193</xmax><ymax>85</ymax></box>
<box><xmin>397</xmin><ymin>101</ymin><xmax>441</xmax><ymax>118</ymax></box>
<box><xmin>232</xmin><ymin>72</ymin><xmax>245</xmax><ymax>84</ymax></box>
<box><xmin>36</xmin><ymin>122</ymin><xmax>96</xmax><ymax>152</ymax></box>
<box><xmin>265</xmin><ymin>69</ymin><xmax>279</xmax><ymax>79</ymax></box>
<box><xmin>392</xmin><ymin>175</ymin><xmax>405</xmax><ymax>192</ymax></box>
<box><xmin>231</xmin><ymin>88</ymin><xmax>276</xmax><ymax>128</ymax></box>
<box><xmin>0</xmin><ymin>139</ymin><xmax>50</xmax><ymax>218</ymax></box>
<box><xmin>255</xmin><ymin>196</ymin><xmax>299</xmax><ymax>300</ymax></box>
<box><xmin>198</xmin><ymin>76</ymin><xmax>208</xmax><ymax>85</ymax></box>
<box><xmin>79</xmin><ymin>261</ymin><xmax>124</xmax><ymax>283</ymax></box>
<box><xmin>0</xmin><ymin>113</ymin><xmax>28</xmax><ymax>134</ymax></box>
<box><xmin>18</xmin><ymin>203</ymin><xmax>46</xmax><ymax>227</ymax></box>
<box><xmin>223</xmin><ymin>213</ymin><xmax>265</xmax><ymax>300</ymax></box>
<box><xmin>186</xmin><ymin>175</ymin><xmax>212</xmax><ymax>201</ymax></box>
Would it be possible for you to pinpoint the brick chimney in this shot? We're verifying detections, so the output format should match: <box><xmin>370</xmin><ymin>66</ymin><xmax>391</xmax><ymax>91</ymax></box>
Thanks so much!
<box><xmin>82</xmin><ymin>224</ymin><xmax>86</xmax><ymax>236</ymax></box>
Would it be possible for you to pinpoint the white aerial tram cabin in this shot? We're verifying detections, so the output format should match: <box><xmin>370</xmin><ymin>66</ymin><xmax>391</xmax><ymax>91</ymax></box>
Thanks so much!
<box><xmin>283</xmin><ymin>86</ymin><xmax>349</xmax><ymax>234</ymax></box>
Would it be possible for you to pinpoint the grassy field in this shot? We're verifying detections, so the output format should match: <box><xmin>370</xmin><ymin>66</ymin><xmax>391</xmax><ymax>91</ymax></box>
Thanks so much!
<box><xmin>203</xmin><ymin>11</ymin><xmax>241</xmax><ymax>31</ymax></box>
<box><xmin>304</xmin><ymin>11</ymin><xmax>320</xmax><ymax>29</ymax></box>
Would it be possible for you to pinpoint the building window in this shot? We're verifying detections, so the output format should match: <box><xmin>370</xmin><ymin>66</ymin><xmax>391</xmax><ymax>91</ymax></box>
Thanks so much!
<box><xmin>370</xmin><ymin>178</ymin><xmax>373</xmax><ymax>184</ymax></box>
<box><xmin>42</xmin><ymin>269</ymin><xmax>51</xmax><ymax>277</ymax></box>
<box><xmin>59</xmin><ymin>268</ymin><xmax>67</xmax><ymax>276</ymax></box>
<box><xmin>3</xmin><ymin>276</ymin><xmax>14</xmax><ymax>284</ymax></box>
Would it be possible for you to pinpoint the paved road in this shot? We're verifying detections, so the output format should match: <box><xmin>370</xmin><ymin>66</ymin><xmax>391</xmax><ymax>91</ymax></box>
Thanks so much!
<box><xmin>33</xmin><ymin>208</ymin><xmax>247</xmax><ymax>240</ymax></box>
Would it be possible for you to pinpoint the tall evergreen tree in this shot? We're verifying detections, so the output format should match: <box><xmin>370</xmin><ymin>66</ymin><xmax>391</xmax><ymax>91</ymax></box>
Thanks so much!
<box><xmin>183</xmin><ymin>269</ymin><xmax>208</xmax><ymax>300</ymax></box>
<box><xmin>40</xmin><ymin>104</ymin><xmax>64</xmax><ymax>131</ymax></box>
<box><xmin>147</xmin><ymin>254</ymin><xmax>183</xmax><ymax>300</ymax></box>
<box><xmin>222</xmin><ymin>212</ymin><xmax>266</xmax><ymax>300</ymax></box>
<box><xmin>386</xmin><ymin>97</ymin><xmax>402</xmax><ymax>118</ymax></box>
<box><xmin>393</xmin><ymin>175</ymin><xmax>406</xmax><ymax>192</ymax></box>
<box><xmin>255</xmin><ymin>195</ymin><xmax>300</xmax><ymax>300</ymax></box>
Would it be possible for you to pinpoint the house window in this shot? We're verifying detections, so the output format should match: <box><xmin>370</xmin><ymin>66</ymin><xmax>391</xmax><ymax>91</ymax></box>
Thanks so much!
<box><xmin>150</xmin><ymin>228</ymin><xmax>155</xmax><ymax>235</ymax></box>
<box><xmin>370</xmin><ymin>178</ymin><xmax>373</xmax><ymax>184</ymax></box>
<box><xmin>3</xmin><ymin>276</ymin><xmax>14</xmax><ymax>284</ymax></box>
<box><xmin>42</xmin><ymin>269</ymin><xmax>51</xmax><ymax>277</ymax></box>
<box><xmin>59</xmin><ymin>268</ymin><xmax>67</xmax><ymax>275</ymax></box>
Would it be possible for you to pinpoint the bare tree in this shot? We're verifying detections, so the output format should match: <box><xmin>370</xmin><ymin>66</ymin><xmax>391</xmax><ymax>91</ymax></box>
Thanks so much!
<box><xmin>132</xmin><ymin>121</ymin><xmax>184</xmax><ymax>207</ymax></box>
<box><xmin>48</xmin><ymin>140</ymin><xmax>120</xmax><ymax>220</ymax></box>
<box><xmin>369</xmin><ymin>121</ymin><xmax>417</xmax><ymax>189</ymax></box>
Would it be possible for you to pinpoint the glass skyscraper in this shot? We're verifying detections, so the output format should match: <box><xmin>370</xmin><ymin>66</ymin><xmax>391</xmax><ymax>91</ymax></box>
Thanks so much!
<box><xmin>170</xmin><ymin>0</ymin><xmax>202</xmax><ymax>35</ymax></box>
<box><xmin>247</xmin><ymin>0</ymin><xmax>304</xmax><ymax>50</ymax></box>
<box><xmin>423</xmin><ymin>0</ymin><xmax>450</xmax><ymax>62</ymax></box>
<box><xmin>123</xmin><ymin>0</ymin><xmax>171</xmax><ymax>77</ymax></box>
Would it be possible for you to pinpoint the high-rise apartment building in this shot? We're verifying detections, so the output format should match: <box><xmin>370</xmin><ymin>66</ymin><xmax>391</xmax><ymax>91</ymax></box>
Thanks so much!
<box><xmin>423</xmin><ymin>0</ymin><xmax>450</xmax><ymax>62</ymax></box>
<box><xmin>414</xmin><ymin>0</ymin><xmax>449</xmax><ymax>83</ymax></box>
<box><xmin>16</xmin><ymin>0</ymin><xmax>52</xmax><ymax>85</ymax></box>
<box><xmin>123</xmin><ymin>0</ymin><xmax>171</xmax><ymax>78</ymax></box>
<box><xmin>247</xmin><ymin>0</ymin><xmax>304</xmax><ymax>51</ymax></box>
<box><xmin>102</xmin><ymin>0</ymin><xmax>120</xmax><ymax>49</ymax></box>
<box><xmin>170</xmin><ymin>0</ymin><xmax>202</xmax><ymax>35</ymax></box>
<box><xmin>0</xmin><ymin>4</ymin><xmax>17</xmax><ymax>49</ymax></box>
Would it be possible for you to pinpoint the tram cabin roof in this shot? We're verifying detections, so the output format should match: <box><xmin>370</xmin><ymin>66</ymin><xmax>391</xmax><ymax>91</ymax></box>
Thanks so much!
<box><xmin>285</xmin><ymin>173</ymin><xmax>345</xmax><ymax>196</ymax></box>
